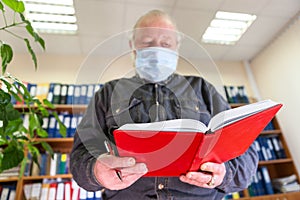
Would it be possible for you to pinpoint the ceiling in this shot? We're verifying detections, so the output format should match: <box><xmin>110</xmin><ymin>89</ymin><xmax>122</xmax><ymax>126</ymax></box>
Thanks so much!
<box><xmin>2</xmin><ymin>0</ymin><xmax>300</xmax><ymax>61</ymax></box>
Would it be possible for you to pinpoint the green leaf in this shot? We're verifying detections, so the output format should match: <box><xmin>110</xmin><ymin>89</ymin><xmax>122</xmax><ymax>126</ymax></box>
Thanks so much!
<box><xmin>2</xmin><ymin>0</ymin><xmax>25</xmax><ymax>13</ymax></box>
<box><xmin>36</xmin><ymin>128</ymin><xmax>48</xmax><ymax>138</ymax></box>
<box><xmin>41</xmin><ymin>141</ymin><xmax>53</xmax><ymax>156</ymax></box>
<box><xmin>4</xmin><ymin>118</ymin><xmax>23</xmax><ymax>136</ymax></box>
<box><xmin>38</xmin><ymin>105</ymin><xmax>49</xmax><ymax>117</ymax></box>
<box><xmin>20</xmin><ymin>13</ymin><xmax>46</xmax><ymax>50</ymax></box>
<box><xmin>0</xmin><ymin>88</ymin><xmax>11</xmax><ymax>107</ymax></box>
<box><xmin>0</xmin><ymin>141</ymin><xmax>24</xmax><ymax>171</ymax></box>
<box><xmin>43</xmin><ymin>99</ymin><xmax>55</xmax><ymax>109</ymax></box>
<box><xmin>5</xmin><ymin>103</ymin><xmax>21</xmax><ymax>120</ymax></box>
<box><xmin>0</xmin><ymin>151</ymin><xmax>3</xmax><ymax>173</ymax></box>
<box><xmin>16</xmin><ymin>80</ymin><xmax>31</xmax><ymax>101</ymax></box>
<box><xmin>29</xmin><ymin>113</ymin><xmax>40</xmax><ymax>137</ymax></box>
<box><xmin>52</xmin><ymin>112</ymin><xmax>67</xmax><ymax>137</ymax></box>
<box><xmin>24</xmin><ymin>38</ymin><xmax>37</xmax><ymax>71</ymax></box>
<box><xmin>0</xmin><ymin>43</ymin><xmax>13</xmax><ymax>74</ymax></box>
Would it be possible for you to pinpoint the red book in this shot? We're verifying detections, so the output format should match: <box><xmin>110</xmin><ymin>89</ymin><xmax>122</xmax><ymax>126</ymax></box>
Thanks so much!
<box><xmin>113</xmin><ymin>99</ymin><xmax>282</xmax><ymax>176</ymax></box>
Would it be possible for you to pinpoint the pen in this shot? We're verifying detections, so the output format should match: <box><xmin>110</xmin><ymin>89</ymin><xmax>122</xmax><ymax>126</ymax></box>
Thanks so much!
<box><xmin>104</xmin><ymin>140</ymin><xmax>123</xmax><ymax>181</ymax></box>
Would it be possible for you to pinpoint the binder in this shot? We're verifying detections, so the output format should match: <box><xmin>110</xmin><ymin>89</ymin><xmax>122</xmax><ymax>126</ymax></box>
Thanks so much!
<box><xmin>68</xmin><ymin>114</ymin><xmax>78</xmax><ymax>137</ymax></box>
<box><xmin>73</xmin><ymin>85</ymin><xmax>81</xmax><ymax>104</ymax></box>
<box><xmin>94</xmin><ymin>191</ymin><xmax>102</xmax><ymax>200</ymax></box>
<box><xmin>86</xmin><ymin>84</ymin><xmax>95</xmax><ymax>105</ymax></box>
<box><xmin>48</xmin><ymin>182</ymin><xmax>57</xmax><ymax>200</ymax></box>
<box><xmin>71</xmin><ymin>179</ymin><xmax>80</xmax><ymax>200</ymax></box>
<box><xmin>79</xmin><ymin>84</ymin><xmax>88</xmax><ymax>104</ymax></box>
<box><xmin>79</xmin><ymin>187</ymin><xmax>87</xmax><ymax>200</ymax></box>
<box><xmin>48</xmin><ymin>115</ymin><xmax>57</xmax><ymax>138</ymax></box>
<box><xmin>58</xmin><ymin>153</ymin><xmax>67</xmax><ymax>174</ymax></box>
<box><xmin>64</xmin><ymin>181</ymin><xmax>72</xmax><ymax>200</ymax></box>
<box><xmin>271</xmin><ymin>135</ymin><xmax>287</xmax><ymax>159</ymax></box>
<box><xmin>113</xmin><ymin>100</ymin><xmax>282</xmax><ymax>176</ymax></box>
<box><xmin>260</xmin><ymin>166</ymin><xmax>274</xmax><ymax>194</ymax></box>
<box><xmin>40</xmin><ymin>183</ymin><xmax>50</xmax><ymax>200</ymax></box>
<box><xmin>27</xmin><ymin>83</ymin><xmax>37</xmax><ymax>98</ymax></box>
<box><xmin>66</xmin><ymin>84</ymin><xmax>75</xmax><ymax>104</ymax></box>
<box><xmin>47</xmin><ymin>83</ymin><xmax>55</xmax><ymax>103</ymax></box>
<box><xmin>52</xmin><ymin>83</ymin><xmax>62</xmax><ymax>104</ymax></box>
<box><xmin>60</xmin><ymin>84</ymin><xmax>69</xmax><ymax>104</ymax></box>
<box><xmin>30</xmin><ymin>182</ymin><xmax>42</xmax><ymax>200</ymax></box>
<box><xmin>56</xmin><ymin>182</ymin><xmax>65</xmax><ymax>200</ymax></box>
<box><xmin>36</xmin><ymin>82</ymin><xmax>50</xmax><ymax>102</ymax></box>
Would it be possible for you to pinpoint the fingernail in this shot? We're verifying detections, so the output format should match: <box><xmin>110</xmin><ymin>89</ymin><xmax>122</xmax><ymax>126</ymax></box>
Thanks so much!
<box><xmin>141</xmin><ymin>163</ymin><xmax>148</xmax><ymax>173</ymax></box>
<box><xmin>127</xmin><ymin>158</ymin><xmax>135</xmax><ymax>166</ymax></box>
<box><xmin>201</xmin><ymin>164</ymin><xmax>207</xmax><ymax>170</ymax></box>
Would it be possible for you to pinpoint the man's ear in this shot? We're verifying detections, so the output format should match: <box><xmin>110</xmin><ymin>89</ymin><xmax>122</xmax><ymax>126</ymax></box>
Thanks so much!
<box><xmin>129</xmin><ymin>40</ymin><xmax>137</xmax><ymax>58</ymax></box>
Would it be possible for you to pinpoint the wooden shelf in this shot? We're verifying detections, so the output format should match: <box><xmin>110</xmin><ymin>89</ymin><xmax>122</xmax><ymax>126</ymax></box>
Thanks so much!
<box><xmin>259</xmin><ymin>158</ymin><xmax>293</xmax><ymax>165</ymax></box>
<box><xmin>6</xmin><ymin>104</ymin><xmax>299</xmax><ymax>200</ymax></box>
<box><xmin>228</xmin><ymin>103</ymin><xmax>300</xmax><ymax>199</ymax></box>
<box><xmin>14</xmin><ymin>104</ymin><xmax>87</xmax><ymax>114</ymax></box>
<box><xmin>260</xmin><ymin>129</ymin><xmax>281</xmax><ymax>135</ymax></box>
<box><xmin>22</xmin><ymin>174</ymin><xmax>72</xmax><ymax>181</ymax></box>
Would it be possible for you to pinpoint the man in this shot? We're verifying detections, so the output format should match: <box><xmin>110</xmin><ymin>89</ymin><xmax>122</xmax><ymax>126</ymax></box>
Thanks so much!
<box><xmin>70</xmin><ymin>10</ymin><xmax>258</xmax><ymax>199</ymax></box>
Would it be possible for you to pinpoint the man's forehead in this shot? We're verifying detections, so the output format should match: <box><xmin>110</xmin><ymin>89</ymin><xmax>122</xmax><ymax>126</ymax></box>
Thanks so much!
<box><xmin>134</xmin><ymin>28</ymin><xmax>177</xmax><ymax>39</ymax></box>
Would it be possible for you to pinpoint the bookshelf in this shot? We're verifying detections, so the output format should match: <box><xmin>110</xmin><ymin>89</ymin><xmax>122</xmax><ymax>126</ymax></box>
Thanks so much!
<box><xmin>1</xmin><ymin>104</ymin><xmax>300</xmax><ymax>200</ymax></box>
<box><xmin>229</xmin><ymin>104</ymin><xmax>300</xmax><ymax>199</ymax></box>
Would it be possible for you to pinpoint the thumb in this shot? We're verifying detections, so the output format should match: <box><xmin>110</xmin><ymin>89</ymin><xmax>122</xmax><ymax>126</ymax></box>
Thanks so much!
<box><xmin>98</xmin><ymin>154</ymin><xmax>136</xmax><ymax>169</ymax></box>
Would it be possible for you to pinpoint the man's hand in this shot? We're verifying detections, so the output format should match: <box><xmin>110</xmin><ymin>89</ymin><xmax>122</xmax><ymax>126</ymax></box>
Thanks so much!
<box><xmin>179</xmin><ymin>162</ymin><xmax>226</xmax><ymax>189</ymax></box>
<box><xmin>94</xmin><ymin>153</ymin><xmax>148</xmax><ymax>190</ymax></box>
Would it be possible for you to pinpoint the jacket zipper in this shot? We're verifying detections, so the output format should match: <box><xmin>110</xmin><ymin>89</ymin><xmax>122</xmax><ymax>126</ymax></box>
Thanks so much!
<box><xmin>155</xmin><ymin>83</ymin><xmax>159</xmax><ymax>122</ymax></box>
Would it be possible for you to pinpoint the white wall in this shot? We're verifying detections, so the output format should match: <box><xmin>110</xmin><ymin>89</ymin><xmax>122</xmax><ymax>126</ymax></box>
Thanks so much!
<box><xmin>250</xmin><ymin>19</ymin><xmax>300</xmax><ymax>173</ymax></box>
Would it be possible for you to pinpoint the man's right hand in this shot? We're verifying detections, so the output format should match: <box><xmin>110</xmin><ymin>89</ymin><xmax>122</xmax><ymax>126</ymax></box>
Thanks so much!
<box><xmin>93</xmin><ymin>153</ymin><xmax>148</xmax><ymax>190</ymax></box>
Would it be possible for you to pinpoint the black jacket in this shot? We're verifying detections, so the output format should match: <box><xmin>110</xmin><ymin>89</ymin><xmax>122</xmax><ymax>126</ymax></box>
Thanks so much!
<box><xmin>70</xmin><ymin>74</ymin><xmax>258</xmax><ymax>200</ymax></box>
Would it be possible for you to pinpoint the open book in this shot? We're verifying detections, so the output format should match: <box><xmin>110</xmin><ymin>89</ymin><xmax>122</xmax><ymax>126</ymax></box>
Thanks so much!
<box><xmin>113</xmin><ymin>99</ymin><xmax>282</xmax><ymax>176</ymax></box>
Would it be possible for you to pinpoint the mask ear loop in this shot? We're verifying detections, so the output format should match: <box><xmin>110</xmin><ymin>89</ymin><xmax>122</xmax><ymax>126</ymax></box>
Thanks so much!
<box><xmin>127</xmin><ymin>30</ymin><xmax>137</xmax><ymax>67</ymax></box>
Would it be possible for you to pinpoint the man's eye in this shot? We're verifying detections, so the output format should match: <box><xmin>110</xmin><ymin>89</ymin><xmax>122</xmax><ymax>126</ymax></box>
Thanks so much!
<box><xmin>142</xmin><ymin>41</ymin><xmax>151</xmax><ymax>46</ymax></box>
<box><xmin>162</xmin><ymin>42</ymin><xmax>171</xmax><ymax>47</ymax></box>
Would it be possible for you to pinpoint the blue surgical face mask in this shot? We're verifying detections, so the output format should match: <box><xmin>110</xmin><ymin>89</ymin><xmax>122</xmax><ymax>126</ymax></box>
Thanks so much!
<box><xmin>135</xmin><ymin>47</ymin><xmax>178</xmax><ymax>83</ymax></box>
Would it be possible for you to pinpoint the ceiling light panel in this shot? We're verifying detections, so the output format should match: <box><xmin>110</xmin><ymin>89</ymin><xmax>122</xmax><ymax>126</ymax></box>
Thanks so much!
<box><xmin>202</xmin><ymin>11</ymin><xmax>256</xmax><ymax>45</ymax></box>
<box><xmin>24</xmin><ymin>0</ymin><xmax>78</xmax><ymax>34</ymax></box>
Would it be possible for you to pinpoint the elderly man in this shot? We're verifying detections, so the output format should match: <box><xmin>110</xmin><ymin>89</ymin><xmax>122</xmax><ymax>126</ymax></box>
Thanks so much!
<box><xmin>70</xmin><ymin>9</ymin><xmax>258</xmax><ymax>200</ymax></box>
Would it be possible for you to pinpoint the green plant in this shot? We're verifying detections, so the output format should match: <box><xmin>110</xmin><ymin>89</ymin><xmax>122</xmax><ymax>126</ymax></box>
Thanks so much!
<box><xmin>0</xmin><ymin>0</ymin><xmax>66</xmax><ymax>175</ymax></box>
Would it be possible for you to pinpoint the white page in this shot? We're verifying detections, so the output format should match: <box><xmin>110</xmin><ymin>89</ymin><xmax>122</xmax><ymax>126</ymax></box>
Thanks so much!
<box><xmin>208</xmin><ymin>99</ymin><xmax>279</xmax><ymax>132</ymax></box>
<box><xmin>119</xmin><ymin>118</ymin><xmax>208</xmax><ymax>132</ymax></box>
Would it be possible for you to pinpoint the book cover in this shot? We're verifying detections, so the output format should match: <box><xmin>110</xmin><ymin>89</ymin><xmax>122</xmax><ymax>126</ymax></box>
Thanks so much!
<box><xmin>113</xmin><ymin>99</ymin><xmax>282</xmax><ymax>176</ymax></box>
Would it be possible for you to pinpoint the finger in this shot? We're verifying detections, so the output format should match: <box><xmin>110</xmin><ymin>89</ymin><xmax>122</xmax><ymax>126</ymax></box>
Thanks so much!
<box><xmin>93</xmin><ymin>159</ymin><xmax>135</xmax><ymax>190</ymax></box>
<box><xmin>179</xmin><ymin>173</ymin><xmax>216</xmax><ymax>189</ymax></box>
<box><xmin>182</xmin><ymin>171</ymin><xmax>212</xmax><ymax>184</ymax></box>
<box><xmin>121</xmin><ymin>163</ymin><xmax>148</xmax><ymax>175</ymax></box>
<box><xmin>98</xmin><ymin>154</ymin><xmax>136</xmax><ymax>168</ymax></box>
<box><xmin>200</xmin><ymin>162</ymin><xmax>225</xmax><ymax>175</ymax></box>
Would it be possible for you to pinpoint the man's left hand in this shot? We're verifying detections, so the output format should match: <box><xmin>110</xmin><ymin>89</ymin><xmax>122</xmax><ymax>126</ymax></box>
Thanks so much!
<box><xmin>179</xmin><ymin>162</ymin><xmax>226</xmax><ymax>188</ymax></box>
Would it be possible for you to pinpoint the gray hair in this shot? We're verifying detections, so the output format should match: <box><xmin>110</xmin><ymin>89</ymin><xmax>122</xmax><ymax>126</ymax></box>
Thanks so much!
<box><xmin>129</xmin><ymin>10</ymin><xmax>182</xmax><ymax>46</ymax></box>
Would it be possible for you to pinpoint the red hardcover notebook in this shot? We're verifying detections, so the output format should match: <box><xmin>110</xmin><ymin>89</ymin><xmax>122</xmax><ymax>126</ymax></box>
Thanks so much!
<box><xmin>113</xmin><ymin>100</ymin><xmax>282</xmax><ymax>176</ymax></box>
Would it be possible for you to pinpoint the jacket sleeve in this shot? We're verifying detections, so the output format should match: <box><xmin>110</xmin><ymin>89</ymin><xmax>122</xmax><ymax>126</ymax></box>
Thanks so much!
<box><xmin>70</xmin><ymin>89</ymin><xmax>109</xmax><ymax>191</ymax></box>
<box><xmin>202</xmin><ymin>79</ymin><xmax>259</xmax><ymax>193</ymax></box>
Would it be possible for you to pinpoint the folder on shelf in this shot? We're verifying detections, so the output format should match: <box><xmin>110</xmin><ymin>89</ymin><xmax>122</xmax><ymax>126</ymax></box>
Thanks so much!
<box><xmin>113</xmin><ymin>100</ymin><xmax>282</xmax><ymax>176</ymax></box>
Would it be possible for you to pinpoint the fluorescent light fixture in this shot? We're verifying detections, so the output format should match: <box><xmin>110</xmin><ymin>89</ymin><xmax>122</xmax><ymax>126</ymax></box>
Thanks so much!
<box><xmin>24</xmin><ymin>0</ymin><xmax>78</xmax><ymax>34</ymax></box>
<box><xmin>202</xmin><ymin>11</ymin><xmax>256</xmax><ymax>45</ymax></box>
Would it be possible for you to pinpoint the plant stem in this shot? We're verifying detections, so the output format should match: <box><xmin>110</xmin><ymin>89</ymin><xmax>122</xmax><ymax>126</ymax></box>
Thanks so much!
<box><xmin>0</xmin><ymin>22</ymin><xmax>25</xmax><ymax>31</ymax></box>
<box><xmin>3</xmin><ymin>29</ymin><xmax>24</xmax><ymax>40</ymax></box>
<box><xmin>1</xmin><ymin>11</ymin><xmax>8</xmax><ymax>27</ymax></box>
